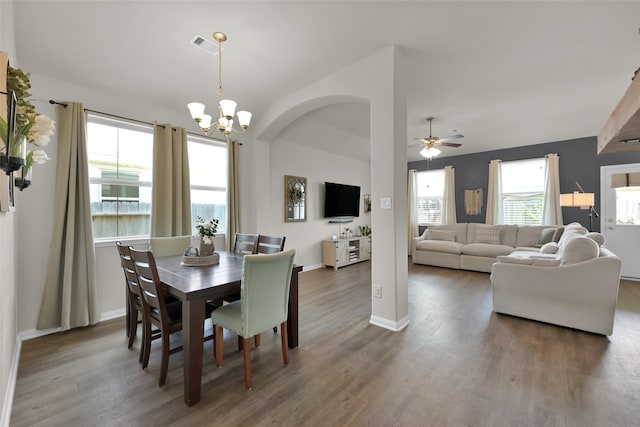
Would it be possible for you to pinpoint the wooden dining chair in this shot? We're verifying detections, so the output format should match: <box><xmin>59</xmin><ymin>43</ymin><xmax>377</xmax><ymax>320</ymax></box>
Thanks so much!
<box><xmin>149</xmin><ymin>235</ymin><xmax>192</xmax><ymax>257</ymax></box>
<box><xmin>129</xmin><ymin>247</ymin><xmax>215</xmax><ymax>386</ymax></box>
<box><xmin>116</xmin><ymin>242</ymin><xmax>145</xmax><ymax>362</ymax></box>
<box><xmin>256</xmin><ymin>235</ymin><xmax>286</xmax><ymax>254</ymax></box>
<box><xmin>212</xmin><ymin>249</ymin><xmax>295</xmax><ymax>389</ymax></box>
<box><xmin>233</xmin><ymin>233</ymin><xmax>259</xmax><ymax>254</ymax></box>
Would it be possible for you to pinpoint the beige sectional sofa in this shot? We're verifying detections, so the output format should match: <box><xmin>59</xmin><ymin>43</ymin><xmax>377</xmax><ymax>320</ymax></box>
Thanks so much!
<box><xmin>411</xmin><ymin>223</ymin><xmax>563</xmax><ymax>273</ymax></box>
<box><xmin>490</xmin><ymin>223</ymin><xmax>622</xmax><ymax>335</ymax></box>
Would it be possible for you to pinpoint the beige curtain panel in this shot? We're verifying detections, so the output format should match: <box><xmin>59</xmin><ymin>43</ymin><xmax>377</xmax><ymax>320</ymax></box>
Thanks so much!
<box><xmin>37</xmin><ymin>102</ymin><xmax>98</xmax><ymax>331</ymax></box>
<box><xmin>542</xmin><ymin>153</ymin><xmax>563</xmax><ymax>225</ymax></box>
<box><xmin>151</xmin><ymin>124</ymin><xmax>192</xmax><ymax>237</ymax></box>
<box><xmin>226</xmin><ymin>139</ymin><xmax>241</xmax><ymax>251</ymax></box>
<box><xmin>611</xmin><ymin>172</ymin><xmax>640</xmax><ymax>188</ymax></box>
<box><xmin>486</xmin><ymin>159</ymin><xmax>503</xmax><ymax>225</ymax></box>
<box><xmin>442</xmin><ymin>166</ymin><xmax>457</xmax><ymax>224</ymax></box>
<box><xmin>407</xmin><ymin>169</ymin><xmax>419</xmax><ymax>251</ymax></box>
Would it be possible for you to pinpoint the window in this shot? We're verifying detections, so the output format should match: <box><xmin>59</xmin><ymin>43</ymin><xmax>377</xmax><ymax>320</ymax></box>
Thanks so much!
<box><xmin>616</xmin><ymin>186</ymin><xmax>640</xmax><ymax>225</ymax></box>
<box><xmin>501</xmin><ymin>158</ymin><xmax>545</xmax><ymax>225</ymax></box>
<box><xmin>416</xmin><ymin>169</ymin><xmax>445</xmax><ymax>224</ymax></box>
<box><xmin>87</xmin><ymin>115</ymin><xmax>229</xmax><ymax>240</ymax></box>
<box><xmin>87</xmin><ymin>115</ymin><xmax>153</xmax><ymax>239</ymax></box>
<box><xmin>187</xmin><ymin>135</ymin><xmax>228</xmax><ymax>234</ymax></box>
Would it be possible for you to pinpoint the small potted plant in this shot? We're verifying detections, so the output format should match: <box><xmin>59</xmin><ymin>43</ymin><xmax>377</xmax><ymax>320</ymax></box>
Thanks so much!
<box><xmin>195</xmin><ymin>216</ymin><xmax>219</xmax><ymax>256</ymax></box>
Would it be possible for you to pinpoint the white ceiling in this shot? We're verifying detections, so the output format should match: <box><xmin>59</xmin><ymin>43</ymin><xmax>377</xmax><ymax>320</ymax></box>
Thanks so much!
<box><xmin>11</xmin><ymin>1</ymin><xmax>640</xmax><ymax>162</ymax></box>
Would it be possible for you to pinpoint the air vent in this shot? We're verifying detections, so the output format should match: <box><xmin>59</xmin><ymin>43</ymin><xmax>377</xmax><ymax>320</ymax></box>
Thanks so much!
<box><xmin>189</xmin><ymin>34</ymin><xmax>219</xmax><ymax>55</ymax></box>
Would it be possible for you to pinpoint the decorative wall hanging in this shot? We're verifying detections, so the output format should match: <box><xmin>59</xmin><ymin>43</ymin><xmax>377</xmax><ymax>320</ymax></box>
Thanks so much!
<box><xmin>465</xmin><ymin>188</ymin><xmax>483</xmax><ymax>215</ymax></box>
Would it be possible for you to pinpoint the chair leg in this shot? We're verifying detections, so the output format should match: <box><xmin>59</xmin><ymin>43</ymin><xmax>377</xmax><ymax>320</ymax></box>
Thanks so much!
<box><xmin>237</xmin><ymin>335</ymin><xmax>242</xmax><ymax>352</ymax></box>
<box><xmin>243</xmin><ymin>337</ymin><xmax>252</xmax><ymax>390</ymax></box>
<box><xmin>142</xmin><ymin>317</ymin><xmax>152</xmax><ymax>368</ymax></box>
<box><xmin>215</xmin><ymin>325</ymin><xmax>224</xmax><ymax>367</ymax></box>
<box><xmin>159</xmin><ymin>331</ymin><xmax>170</xmax><ymax>387</ymax></box>
<box><xmin>127</xmin><ymin>304</ymin><xmax>137</xmax><ymax>349</ymax></box>
<box><xmin>125</xmin><ymin>294</ymin><xmax>131</xmax><ymax>338</ymax></box>
<box><xmin>280</xmin><ymin>322</ymin><xmax>289</xmax><ymax>365</ymax></box>
<box><xmin>254</xmin><ymin>333</ymin><xmax>261</xmax><ymax>348</ymax></box>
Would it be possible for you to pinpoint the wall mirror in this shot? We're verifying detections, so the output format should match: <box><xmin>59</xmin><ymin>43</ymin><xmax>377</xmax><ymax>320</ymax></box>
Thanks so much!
<box><xmin>285</xmin><ymin>175</ymin><xmax>307</xmax><ymax>222</ymax></box>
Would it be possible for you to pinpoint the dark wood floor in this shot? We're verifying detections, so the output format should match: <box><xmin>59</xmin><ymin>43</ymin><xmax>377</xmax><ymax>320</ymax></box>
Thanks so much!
<box><xmin>10</xmin><ymin>262</ymin><xmax>640</xmax><ymax>426</ymax></box>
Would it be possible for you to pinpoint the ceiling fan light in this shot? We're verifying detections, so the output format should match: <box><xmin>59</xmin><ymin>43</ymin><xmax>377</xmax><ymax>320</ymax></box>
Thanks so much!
<box><xmin>420</xmin><ymin>146</ymin><xmax>441</xmax><ymax>159</ymax></box>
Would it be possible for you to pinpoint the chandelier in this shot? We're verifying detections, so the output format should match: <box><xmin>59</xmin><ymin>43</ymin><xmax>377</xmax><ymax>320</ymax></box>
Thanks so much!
<box><xmin>187</xmin><ymin>32</ymin><xmax>252</xmax><ymax>137</ymax></box>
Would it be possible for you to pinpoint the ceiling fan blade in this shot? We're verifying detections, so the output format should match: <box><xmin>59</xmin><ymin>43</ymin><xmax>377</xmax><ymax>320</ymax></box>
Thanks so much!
<box><xmin>437</xmin><ymin>142</ymin><xmax>462</xmax><ymax>148</ymax></box>
<box><xmin>436</xmin><ymin>134</ymin><xmax>464</xmax><ymax>143</ymax></box>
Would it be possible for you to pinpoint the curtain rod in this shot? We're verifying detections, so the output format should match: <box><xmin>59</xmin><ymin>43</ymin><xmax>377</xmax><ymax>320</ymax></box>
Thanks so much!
<box><xmin>48</xmin><ymin>100</ymin><xmax>238</xmax><ymax>144</ymax></box>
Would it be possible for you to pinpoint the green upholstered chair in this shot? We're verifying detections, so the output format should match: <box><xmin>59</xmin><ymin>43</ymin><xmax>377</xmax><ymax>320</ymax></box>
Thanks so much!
<box><xmin>212</xmin><ymin>249</ymin><xmax>295</xmax><ymax>389</ymax></box>
<box><xmin>149</xmin><ymin>235</ymin><xmax>192</xmax><ymax>257</ymax></box>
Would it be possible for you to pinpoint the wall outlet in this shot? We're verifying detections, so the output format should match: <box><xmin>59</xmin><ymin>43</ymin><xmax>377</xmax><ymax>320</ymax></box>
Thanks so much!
<box><xmin>374</xmin><ymin>285</ymin><xmax>382</xmax><ymax>298</ymax></box>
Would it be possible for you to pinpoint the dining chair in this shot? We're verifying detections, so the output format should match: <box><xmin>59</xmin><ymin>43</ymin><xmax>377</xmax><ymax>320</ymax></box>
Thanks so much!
<box><xmin>212</xmin><ymin>249</ymin><xmax>296</xmax><ymax>389</ymax></box>
<box><xmin>149</xmin><ymin>235</ymin><xmax>192</xmax><ymax>257</ymax></box>
<box><xmin>129</xmin><ymin>247</ymin><xmax>214</xmax><ymax>387</ymax></box>
<box><xmin>256</xmin><ymin>235</ymin><xmax>286</xmax><ymax>254</ymax></box>
<box><xmin>116</xmin><ymin>242</ymin><xmax>145</xmax><ymax>362</ymax></box>
<box><xmin>233</xmin><ymin>233</ymin><xmax>259</xmax><ymax>254</ymax></box>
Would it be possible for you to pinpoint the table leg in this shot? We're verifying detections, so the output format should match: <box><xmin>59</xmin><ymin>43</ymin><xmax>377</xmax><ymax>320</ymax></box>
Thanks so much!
<box><xmin>286</xmin><ymin>267</ymin><xmax>301</xmax><ymax>348</ymax></box>
<box><xmin>182</xmin><ymin>298</ymin><xmax>205</xmax><ymax>406</ymax></box>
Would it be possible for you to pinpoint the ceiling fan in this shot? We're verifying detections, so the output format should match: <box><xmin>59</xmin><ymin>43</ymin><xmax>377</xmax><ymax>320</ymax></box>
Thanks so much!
<box><xmin>411</xmin><ymin>117</ymin><xmax>463</xmax><ymax>158</ymax></box>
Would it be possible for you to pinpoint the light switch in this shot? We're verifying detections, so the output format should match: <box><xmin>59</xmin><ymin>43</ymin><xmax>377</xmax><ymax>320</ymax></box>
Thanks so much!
<box><xmin>380</xmin><ymin>197</ymin><xmax>392</xmax><ymax>209</ymax></box>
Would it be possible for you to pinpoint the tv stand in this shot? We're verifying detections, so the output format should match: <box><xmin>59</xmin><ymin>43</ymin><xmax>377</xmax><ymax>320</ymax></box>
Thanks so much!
<box><xmin>322</xmin><ymin>237</ymin><xmax>370</xmax><ymax>270</ymax></box>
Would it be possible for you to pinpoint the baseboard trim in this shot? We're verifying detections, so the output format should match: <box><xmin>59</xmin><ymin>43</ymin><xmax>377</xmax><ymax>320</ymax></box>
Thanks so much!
<box><xmin>369</xmin><ymin>314</ymin><xmax>410</xmax><ymax>332</ymax></box>
<box><xmin>1</xmin><ymin>336</ymin><xmax>21</xmax><ymax>427</ymax></box>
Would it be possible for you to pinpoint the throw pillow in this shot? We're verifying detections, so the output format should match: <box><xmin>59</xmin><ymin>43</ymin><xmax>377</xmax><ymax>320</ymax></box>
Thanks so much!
<box><xmin>585</xmin><ymin>232</ymin><xmax>606</xmax><ymax>246</ymax></box>
<box><xmin>534</xmin><ymin>228</ymin><xmax>562</xmax><ymax>248</ymax></box>
<box><xmin>475</xmin><ymin>226</ymin><xmax>501</xmax><ymax>244</ymax></box>
<box><xmin>560</xmin><ymin>236</ymin><xmax>599</xmax><ymax>265</ymax></box>
<box><xmin>540</xmin><ymin>242</ymin><xmax>559</xmax><ymax>254</ymax></box>
<box><xmin>426</xmin><ymin>229</ymin><xmax>456</xmax><ymax>242</ymax></box>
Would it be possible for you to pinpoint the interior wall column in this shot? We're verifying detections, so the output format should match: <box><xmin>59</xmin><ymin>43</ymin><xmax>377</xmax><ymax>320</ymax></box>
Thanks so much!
<box><xmin>369</xmin><ymin>46</ymin><xmax>409</xmax><ymax>331</ymax></box>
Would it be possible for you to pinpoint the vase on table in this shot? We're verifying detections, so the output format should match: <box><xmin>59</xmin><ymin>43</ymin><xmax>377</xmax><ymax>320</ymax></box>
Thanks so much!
<box><xmin>200</xmin><ymin>236</ymin><xmax>215</xmax><ymax>256</ymax></box>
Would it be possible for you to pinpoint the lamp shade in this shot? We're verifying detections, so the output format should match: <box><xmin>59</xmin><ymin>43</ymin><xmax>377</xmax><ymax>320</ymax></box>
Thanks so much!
<box><xmin>420</xmin><ymin>146</ymin><xmax>441</xmax><ymax>159</ymax></box>
<box><xmin>236</xmin><ymin>111</ymin><xmax>252</xmax><ymax>128</ymax></box>
<box><xmin>219</xmin><ymin>99</ymin><xmax>237</xmax><ymax>119</ymax></box>
<box><xmin>187</xmin><ymin>102</ymin><xmax>205</xmax><ymax>121</ymax></box>
<box><xmin>560</xmin><ymin>193</ymin><xmax>575</xmax><ymax>206</ymax></box>
<box><xmin>199</xmin><ymin>114</ymin><xmax>212</xmax><ymax>130</ymax></box>
<box><xmin>574</xmin><ymin>192</ymin><xmax>594</xmax><ymax>207</ymax></box>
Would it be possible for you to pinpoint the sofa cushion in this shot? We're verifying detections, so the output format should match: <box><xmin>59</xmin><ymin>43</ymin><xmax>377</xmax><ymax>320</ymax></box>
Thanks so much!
<box><xmin>558</xmin><ymin>223</ymin><xmax>588</xmax><ymax>246</ymax></box>
<box><xmin>540</xmin><ymin>242</ymin><xmax>559</xmax><ymax>254</ymax></box>
<box><xmin>462</xmin><ymin>243</ymin><xmax>514</xmax><ymax>257</ymax></box>
<box><xmin>534</xmin><ymin>228</ymin><xmax>563</xmax><ymax>247</ymax></box>
<box><xmin>416</xmin><ymin>240</ymin><xmax>464</xmax><ymax>255</ymax></box>
<box><xmin>427</xmin><ymin>223</ymin><xmax>469</xmax><ymax>244</ymax></box>
<box><xmin>560</xmin><ymin>236</ymin><xmax>599</xmax><ymax>265</ymax></box>
<box><xmin>496</xmin><ymin>255</ymin><xmax>534</xmax><ymax>265</ymax></box>
<box><xmin>585</xmin><ymin>232</ymin><xmax>606</xmax><ymax>246</ymax></box>
<box><xmin>474</xmin><ymin>225</ymin><xmax>501</xmax><ymax>244</ymax></box>
<box><xmin>515</xmin><ymin>225</ymin><xmax>553</xmax><ymax>247</ymax></box>
<box><xmin>425</xmin><ymin>229</ymin><xmax>456</xmax><ymax>242</ymax></box>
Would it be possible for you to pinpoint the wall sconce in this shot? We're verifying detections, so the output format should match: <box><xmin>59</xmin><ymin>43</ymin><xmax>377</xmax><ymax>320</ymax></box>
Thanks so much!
<box><xmin>560</xmin><ymin>182</ymin><xmax>599</xmax><ymax>230</ymax></box>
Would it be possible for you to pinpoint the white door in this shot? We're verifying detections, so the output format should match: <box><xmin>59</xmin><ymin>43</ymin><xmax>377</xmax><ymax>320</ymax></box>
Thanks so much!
<box><xmin>601</xmin><ymin>163</ymin><xmax>640</xmax><ymax>279</ymax></box>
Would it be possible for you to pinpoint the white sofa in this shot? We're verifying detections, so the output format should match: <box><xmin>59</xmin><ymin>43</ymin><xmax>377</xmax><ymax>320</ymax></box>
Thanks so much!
<box><xmin>411</xmin><ymin>223</ymin><xmax>563</xmax><ymax>273</ymax></box>
<box><xmin>490</xmin><ymin>224</ymin><xmax>622</xmax><ymax>335</ymax></box>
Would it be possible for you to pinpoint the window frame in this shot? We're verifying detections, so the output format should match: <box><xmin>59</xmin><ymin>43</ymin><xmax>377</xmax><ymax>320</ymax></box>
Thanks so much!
<box><xmin>500</xmin><ymin>157</ymin><xmax>546</xmax><ymax>225</ymax></box>
<box><xmin>415</xmin><ymin>169</ymin><xmax>445</xmax><ymax>226</ymax></box>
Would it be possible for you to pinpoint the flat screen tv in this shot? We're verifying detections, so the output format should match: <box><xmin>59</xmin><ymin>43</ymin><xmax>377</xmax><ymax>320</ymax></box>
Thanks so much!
<box><xmin>324</xmin><ymin>182</ymin><xmax>360</xmax><ymax>218</ymax></box>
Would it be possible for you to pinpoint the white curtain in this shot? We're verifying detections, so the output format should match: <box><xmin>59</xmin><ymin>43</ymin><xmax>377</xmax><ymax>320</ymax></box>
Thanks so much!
<box><xmin>442</xmin><ymin>166</ymin><xmax>457</xmax><ymax>224</ymax></box>
<box><xmin>542</xmin><ymin>153</ymin><xmax>563</xmax><ymax>225</ymax></box>
<box><xmin>408</xmin><ymin>169</ymin><xmax>419</xmax><ymax>251</ymax></box>
<box><xmin>486</xmin><ymin>159</ymin><xmax>503</xmax><ymax>225</ymax></box>
<box><xmin>151</xmin><ymin>124</ymin><xmax>192</xmax><ymax>237</ymax></box>
<box><xmin>37</xmin><ymin>102</ymin><xmax>98</xmax><ymax>331</ymax></box>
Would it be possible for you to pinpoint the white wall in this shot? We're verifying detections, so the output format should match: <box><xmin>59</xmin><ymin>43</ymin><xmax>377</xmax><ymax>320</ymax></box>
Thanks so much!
<box><xmin>269</xmin><ymin>137</ymin><xmax>371</xmax><ymax>269</ymax></box>
<box><xmin>1</xmin><ymin>1</ymin><xmax>19</xmax><ymax>424</ymax></box>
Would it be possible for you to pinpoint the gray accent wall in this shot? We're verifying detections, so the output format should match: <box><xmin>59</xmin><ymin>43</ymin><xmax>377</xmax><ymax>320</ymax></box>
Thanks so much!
<box><xmin>408</xmin><ymin>136</ymin><xmax>640</xmax><ymax>232</ymax></box>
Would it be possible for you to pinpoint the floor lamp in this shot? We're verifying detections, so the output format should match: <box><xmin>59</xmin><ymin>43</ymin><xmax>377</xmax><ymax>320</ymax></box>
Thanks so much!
<box><xmin>560</xmin><ymin>191</ymin><xmax>599</xmax><ymax>231</ymax></box>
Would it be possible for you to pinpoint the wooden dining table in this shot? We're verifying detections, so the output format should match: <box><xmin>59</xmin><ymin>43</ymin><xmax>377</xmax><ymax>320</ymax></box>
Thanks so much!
<box><xmin>154</xmin><ymin>250</ymin><xmax>302</xmax><ymax>406</ymax></box>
